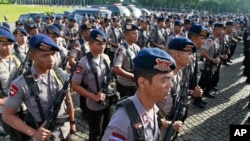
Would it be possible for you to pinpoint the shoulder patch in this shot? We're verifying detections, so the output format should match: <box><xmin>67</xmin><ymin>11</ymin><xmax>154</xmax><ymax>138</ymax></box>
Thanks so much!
<box><xmin>206</xmin><ymin>38</ymin><xmax>213</xmax><ymax>46</ymax></box>
<box><xmin>74</xmin><ymin>43</ymin><xmax>79</xmax><ymax>49</ymax></box>
<box><xmin>9</xmin><ymin>85</ymin><xmax>18</xmax><ymax>96</ymax></box>
<box><xmin>109</xmin><ymin>132</ymin><xmax>126</xmax><ymax>141</ymax></box>
<box><xmin>116</xmin><ymin>48</ymin><xmax>123</xmax><ymax>56</ymax></box>
<box><xmin>76</xmin><ymin>65</ymin><xmax>82</xmax><ymax>74</ymax></box>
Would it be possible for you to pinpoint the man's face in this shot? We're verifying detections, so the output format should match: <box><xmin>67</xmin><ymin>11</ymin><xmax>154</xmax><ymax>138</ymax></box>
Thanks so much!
<box><xmin>15</xmin><ymin>33</ymin><xmax>27</xmax><ymax>44</ymax></box>
<box><xmin>0</xmin><ymin>40</ymin><xmax>14</xmax><ymax>57</ymax></box>
<box><xmin>195</xmin><ymin>36</ymin><xmax>206</xmax><ymax>48</ymax></box>
<box><xmin>143</xmin><ymin>71</ymin><xmax>174</xmax><ymax>100</ymax></box>
<box><xmin>89</xmin><ymin>40</ymin><xmax>106</xmax><ymax>55</ymax></box>
<box><xmin>29</xmin><ymin>50</ymin><xmax>57</xmax><ymax>70</ymax></box>
<box><xmin>126</xmin><ymin>30</ymin><xmax>139</xmax><ymax>43</ymax></box>
<box><xmin>29</xmin><ymin>29</ymin><xmax>39</xmax><ymax>36</ymax></box>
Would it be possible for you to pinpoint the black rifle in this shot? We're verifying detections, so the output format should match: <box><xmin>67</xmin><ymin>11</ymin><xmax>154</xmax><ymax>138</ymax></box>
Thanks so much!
<box><xmin>99</xmin><ymin>52</ymin><xmax>120</xmax><ymax>106</ymax></box>
<box><xmin>44</xmin><ymin>63</ymin><xmax>77</xmax><ymax>130</ymax></box>
<box><xmin>13</xmin><ymin>49</ymin><xmax>30</xmax><ymax>79</ymax></box>
<box><xmin>164</xmin><ymin>68</ymin><xmax>190</xmax><ymax>141</ymax></box>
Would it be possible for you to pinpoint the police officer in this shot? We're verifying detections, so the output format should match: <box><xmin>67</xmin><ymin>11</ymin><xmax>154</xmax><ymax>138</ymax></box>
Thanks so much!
<box><xmin>136</xmin><ymin>18</ymin><xmax>150</xmax><ymax>49</ymax></box>
<box><xmin>63</xmin><ymin>17</ymin><xmax>78</xmax><ymax>50</ymax></box>
<box><xmin>0</xmin><ymin>28</ymin><xmax>24</xmax><ymax>139</ymax></box>
<box><xmin>71</xmin><ymin>29</ymin><xmax>112</xmax><ymax>141</ymax></box>
<box><xmin>28</xmin><ymin>23</ymin><xmax>39</xmax><ymax>37</ymax></box>
<box><xmin>15</xmin><ymin>20</ymin><xmax>25</xmax><ymax>29</ymax></box>
<box><xmin>107</xmin><ymin>16</ymin><xmax>123</xmax><ymax>65</ymax></box>
<box><xmin>157</xmin><ymin>37</ymin><xmax>202</xmax><ymax>139</ymax></box>
<box><xmin>13</xmin><ymin>27</ymin><xmax>29</xmax><ymax>62</ymax></box>
<box><xmin>113</xmin><ymin>24</ymin><xmax>140</xmax><ymax>98</ymax></box>
<box><xmin>46</xmin><ymin>25</ymin><xmax>69</xmax><ymax>70</ymax></box>
<box><xmin>188</xmin><ymin>24</ymin><xmax>210</xmax><ymax>108</ymax></box>
<box><xmin>102</xmin><ymin>48</ymin><xmax>182</xmax><ymax>141</ymax></box>
<box><xmin>150</xmin><ymin>17</ymin><xmax>167</xmax><ymax>49</ymax></box>
<box><xmin>68</xmin><ymin>23</ymin><xmax>92</xmax><ymax>68</ymax></box>
<box><xmin>3</xmin><ymin>34</ymin><xmax>76</xmax><ymax>141</ymax></box>
<box><xmin>199</xmin><ymin>23</ymin><xmax>226</xmax><ymax>98</ymax></box>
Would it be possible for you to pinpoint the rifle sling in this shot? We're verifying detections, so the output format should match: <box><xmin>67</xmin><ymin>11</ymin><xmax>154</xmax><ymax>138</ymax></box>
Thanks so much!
<box><xmin>23</xmin><ymin>69</ymin><xmax>45</xmax><ymax>121</ymax></box>
<box><xmin>85</xmin><ymin>52</ymin><xmax>109</xmax><ymax>92</ymax></box>
<box><xmin>117</xmin><ymin>99</ymin><xmax>145</xmax><ymax>141</ymax></box>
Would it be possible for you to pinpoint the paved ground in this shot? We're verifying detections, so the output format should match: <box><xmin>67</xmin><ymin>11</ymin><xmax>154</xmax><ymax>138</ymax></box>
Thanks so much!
<box><xmin>0</xmin><ymin>42</ymin><xmax>249</xmax><ymax>141</ymax></box>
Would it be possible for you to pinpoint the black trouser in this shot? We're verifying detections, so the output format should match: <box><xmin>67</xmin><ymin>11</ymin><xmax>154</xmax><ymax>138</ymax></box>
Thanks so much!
<box><xmin>228</xmin><ymin>44</ymin><xmax>237</xmax><ymax>60</ymax></box>
<box><xmin>116</xmin><ymin>82</ymin><xmax>137</xmax><ymax>98</ymax></box>
<box><xmin>108</xmin><ymin>51</ymin><xmax>115</xmax><ymax>65</ymax></box>
<box><xmin>199</xmin><ymin>70</ymin><xmax>214</xmax><ymax>95</ymax></box>
<box><xmin>87</xmin><ymin>106</ymin><xmax>113</xmax><ymax>141</ymax></box>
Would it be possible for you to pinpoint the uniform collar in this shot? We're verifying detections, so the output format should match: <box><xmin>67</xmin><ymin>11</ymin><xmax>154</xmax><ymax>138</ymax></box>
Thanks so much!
<box><xmin>30</xmin><ymin>65</ymin><xmax>50</xmax><ymax>81</ymax></box>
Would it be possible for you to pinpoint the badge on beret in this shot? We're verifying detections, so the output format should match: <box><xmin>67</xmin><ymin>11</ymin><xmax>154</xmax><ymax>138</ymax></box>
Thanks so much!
<box><xmin>0</xmin><ymin>36</ymin><xmax>9</xmax><ymax>42</ymax></box>
<box><xmin>109</xmin><ymin>132</ymin><xmax>126</xmax><ymax>141</ymax></box>
<box><xmin>76</xmin><ymin>65</ymin><xmax>82</xmax><ymax>74</ymax></box>
<box><xmin>40</xmin><ymin>43</ymin><xmax>52</xmax><ymax>51</ymax></box>
<box><xmin>47</xmin><ymin>29</ymin><xmax>55</xmax><ymax>34</ymax></box>
<box><xmin>96</xmin><ymin>34</ymin><xmax>104</xmax><ymax>42</ymax></box>
<box><xmin>154</xmin><ymin>58</ymin><xmax>172</xmax><ymax>71</ymax></box>
<box><xmin>16</xmin><ymin>30</ymin><xmax>23</xmax><ymax>34</ymax></box>
<box><xmin>126</xmin><ymin>24</ymin><xmax>132</xmax><ymax>30</ymax></box>
<box><xmin>183</xmin><ymin>45</ymin><xmax>194</xmax><ymax>51</ymax></box>
<box><xmin>200</xmin><ymin>30</ymin><xmax>208</xmax><ymax>37</ymax></box>
<box><xmin>74</xmin><ymin>43</ymin><xmax>79</xmax><ymax>49</ymax></box>
<box><xmin>9</xmin><ymin>85</ymin><xmax>18</xmax><ymax>96</ymax></box>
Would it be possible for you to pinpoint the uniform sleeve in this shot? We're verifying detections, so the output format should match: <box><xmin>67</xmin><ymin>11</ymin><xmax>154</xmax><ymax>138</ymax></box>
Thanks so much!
<box><xmin>70</xmin><ymin>40</ymin><xmax>81</xmax><ymax>58</ymax></box>
<box><xmin>203</xmin><ymin>38</ymin><xmax>213</xmax><ymax>50</ymax></box>
<box><xmin>71</xmin><ymin>58</ymin><xmax>85</xmax><ymax>84</ymax></box>
<box><xmin>5</xmin><ymin>76</ymin><xmax>25</xmax><ymax>109</ymax></box>
<box><xmin>113</xmin><ymin>46</ymin><xmax>125</xmax><ymax>68</ymax></box>
<box><xmin>101</xmin><ymin>107</ymin><xmax>132</xmax><ymax>141</ymax></box>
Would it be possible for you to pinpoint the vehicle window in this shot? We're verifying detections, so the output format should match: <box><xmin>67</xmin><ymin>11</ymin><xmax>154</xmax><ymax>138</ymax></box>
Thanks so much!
<box><xmin>117</xmin><ymin>6</ymin><xmax>130</xmax><ymax>17</ymax></box>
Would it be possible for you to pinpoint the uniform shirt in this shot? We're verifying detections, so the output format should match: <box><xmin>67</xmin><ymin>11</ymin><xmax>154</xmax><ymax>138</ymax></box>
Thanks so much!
<box><xmin>5</xmin><ymin>65</ymin><xmax>70</xmax><ymax>139</ymax></box>
<box><xmin>109</xmin><ymin>26</ymin><xmax>123</xmax><ymax>52</ymax></box>
<box><xmin>14</xmin><ymin>43</ymin><xmax>29</xmax><ymax>62</ymax></box>
<box><xmin>137</xmin><ymin>28</ymin><xmax>150</xmax><ymax>48</ymax></box>
<box><xmin>102</xmin><ymin>94</ymin><xmax>161</xmax><ymax>141</ymax></box>
<box><xmin>157</xmin><ymin>71</ymin><xmax>182</xmax><ymax>117</ymax></box>
<box><xmin>71</xmin><ymin>53</ymin><xmax>110</xmax><ymax>111</ymax></box>
<box><xmin>150</xmin><ymin>26</ymin><xmax>167</xmax><ymax>45</ymax></box>
<box><xmin>0</xmin><ymin>55</ymin><xmax>21</xmax><ymax>113</ymax></box>
<box><xmin>203</xmin><ymin>36</ymin><xmax>221</xmax><ymax>59</ymax></box>
<box><xmin>70</xmin><ymin>38</ymin><xmax>90</xmax><ymax>60</ymax></box>
<box><xmin>114</xmin><ymin>41</ymin><xmax>140</xmax><ymax>86</ymax></box>
<box><xmin>55</xmin><ymin>45</ymin><xmax>69</xmax><ymax>68</ymax></box>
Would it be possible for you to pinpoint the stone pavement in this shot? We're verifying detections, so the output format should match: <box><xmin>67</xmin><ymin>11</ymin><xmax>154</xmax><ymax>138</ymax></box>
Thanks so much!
<box><xmin>0</xmin><ymin>43</ymin><xmax>249</xmax><ymax>141</ymax></box>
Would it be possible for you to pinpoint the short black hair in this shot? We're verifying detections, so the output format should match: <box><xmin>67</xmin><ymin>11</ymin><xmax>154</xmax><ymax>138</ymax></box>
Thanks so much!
<box><xmin>134</xmin><ymin>69</ymin><xmax>160</xmax><ymax>86</ymax></box>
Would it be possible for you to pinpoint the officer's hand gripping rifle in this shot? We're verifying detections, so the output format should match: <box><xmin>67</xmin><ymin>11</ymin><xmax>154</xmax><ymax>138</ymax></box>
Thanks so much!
<box><xmin>164</xmin><ymin>68</ymin><xmax>190</xmax><ymax>141</ymax></box>
<box><xmin>99</xmin><ymin>51</ymin><xmax>121</xmax><ymax>107</ymax></box>
<box><xmin>44</xmin><ymin>63</ymin><xmax>77</xmax><ymax>131</ymax></box>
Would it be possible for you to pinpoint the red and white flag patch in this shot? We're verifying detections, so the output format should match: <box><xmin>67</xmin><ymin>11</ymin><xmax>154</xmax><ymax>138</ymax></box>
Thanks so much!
<box><xmin>109</xmin><ymin>132</ymin><xmax>126</xmax><ymax>141</ymax></box>
<box><xmin>9</xmin><ymin>85</ymin><xmax>18</xmax><ymax>96</ymax></box>
<box><xmin>76</xmin><ymin>66</ymin><xmax>82</xmax><ymax>74</ymax></box>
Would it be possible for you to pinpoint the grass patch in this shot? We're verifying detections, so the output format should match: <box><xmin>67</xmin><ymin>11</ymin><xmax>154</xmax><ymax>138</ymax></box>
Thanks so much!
<box><xmin>0</xmin><ymin>4</ymin><xmax>75</xmax><ymax>22</ymax></box>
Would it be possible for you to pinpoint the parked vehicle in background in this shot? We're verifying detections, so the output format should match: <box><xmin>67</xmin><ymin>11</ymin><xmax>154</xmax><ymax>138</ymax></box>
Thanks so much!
<box><xmin>140</xmin><ymin>8</ymin><xmax>151</xmax><ymax>16</ymax></box>
<box><xmin>91</xmin><ymin>3</ymin><xmax>131</xmax><ymax>17</ymax></box>
<box><xmin>126</xmin><ymin>5</ymin><xmax>142</xmax><ymax>18</ymax></box>
<box><xmin>18</xmin><ymin>12</ymin><xmax>46</xmax><ymax>31</ymax></box>
<box><xmin>73</xmin><ymin>8</ymin><xmax>112</xmax><ymax>21</ymax></box>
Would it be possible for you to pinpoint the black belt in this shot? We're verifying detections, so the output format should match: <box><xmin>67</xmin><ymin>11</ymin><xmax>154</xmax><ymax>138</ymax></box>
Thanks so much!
<box><xmin>38</xmin><ymin>114</ymin><xmax>70</xmax><ymax>125</ymax></box>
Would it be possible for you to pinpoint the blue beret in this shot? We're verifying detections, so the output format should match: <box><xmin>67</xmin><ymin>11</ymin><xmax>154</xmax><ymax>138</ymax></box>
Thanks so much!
<box><xmin>157</xmin><ymin>17</ymin><xmax>165</xmax><ymax>22</ymax></box>
<box><xmin>214</xmin><ymin>22</ymin><xmax>225</xmax><ymax>28</ymax></box>
<box><xmin>90</xmin><ymin>29</ymin><xmax>107</xmax><ymax>42</ymax></box>
<box><xmin>2</xmin><ymin>22</ymin><xmax>10</xmax><ymax>30</ymax></box>
<box><xmin>15</xmin><ymin>20</ymin><xmax>24</xmax><ymax>25</ymax></box>
<box><xmin>29</xmin><ymin>34</ymin><xmax>60</xmax><ymax>51</ymax></box>
<box><xmin>46</xmin><ymin>25</ymin><xmax>61</xmax><ymax>37</ymax></box>
<box><xmin>168</xmin><ymin>37</ymin><xmax>196</xmax><ymax>53</ymax></box>
<box><xmin>189</xmin><ymin>24</ymin><xmax>209</xmax><ymax>37</ymax></box>
<box><xmin>225</xmin><ymin>21</ymin><xmax>236</xmax><ymax>26</ymax></box>
<box><xmin>112</xmin><ymin>16</ymin><xmax>120</xmax><ymax>22</ymax></box>
<box><xmin>28</xmin><ymin>23</ymin><xmax>38</xmax><ymax>29</ymax></box>
<box><xmin>53</xmin><ymin>23</ymin><xmax>63</xmax><ymax>31</ymax></box>
<box><xmin>141</xmin><ymin>18</ymin><xmax>150</xmax><ymax>25</ymax></box>
<box><xmin>123</xmin><ymin>24</ymin><xmax>139</xmax><ymax>31</ymax></box>
<box><xmin>69</xmin><ymin>16</ymin><xmax>77</xmax><ymax>22</ymax></box>
<box><xmin>80</xmin><ymin>24</ymin><xmax>93</xmax><ymax>31</ymax></box>
<box><xmin>174</xmin><ymin>20</ymin><xmax>184</xmax><ymax>26</ymax></box>
<box><xmin>0</xmin><ymin>29</ymin><xmax>16</xmax><ymax>42</ymax></box>
<box><xmin>14</xmin><ymin>28</ymin><xmax>28</xmax><ymax>36</ymax></box>
<box><xmin>133</xmin><ymin>48</ymin><xmax>176</xmax><ymax>73</ymax></box>
<box><xmin>0</xmin><ymin>26</ymin><xmax>10</xmax><ymax>32</ymax></box>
